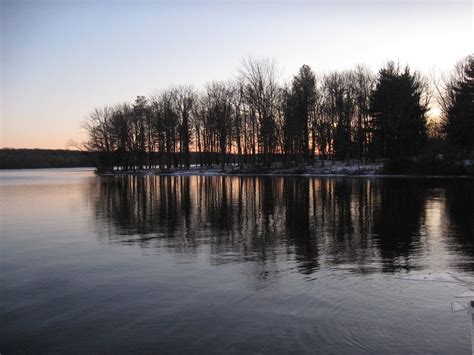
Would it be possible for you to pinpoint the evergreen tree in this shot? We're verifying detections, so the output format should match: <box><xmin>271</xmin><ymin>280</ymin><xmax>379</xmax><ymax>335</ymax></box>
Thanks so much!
<box><xmin>291</xmin><ymin>65</ymin><xmax>317</xmax><ymax>163</ymax></box>
<box><xmin>444</xmin><ymin>55</ymin><xmax>474</xmax><ymax>156</ymax></box>
<box><xmin>370</xmin><ymin>62</ymin><xmax>428</xmax><ymax>158</ymax></box>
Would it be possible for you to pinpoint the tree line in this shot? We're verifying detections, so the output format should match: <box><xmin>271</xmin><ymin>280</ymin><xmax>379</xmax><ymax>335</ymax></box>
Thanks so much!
<box><xmin>81</xmin><ymin>54</ymin><xmax>473</xmax><ymax>172</ymax></box>
<box><xmin>0</xmin><ymin>149</ymin><xmax>93</xmax><ymax>169</ymax></box>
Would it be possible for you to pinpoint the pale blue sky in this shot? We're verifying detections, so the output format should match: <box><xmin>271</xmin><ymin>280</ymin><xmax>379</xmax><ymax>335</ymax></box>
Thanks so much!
<box><xmin>1</xmin><ymin>0</ymin><xmax>472</xmax><ymax>148</ymax></box>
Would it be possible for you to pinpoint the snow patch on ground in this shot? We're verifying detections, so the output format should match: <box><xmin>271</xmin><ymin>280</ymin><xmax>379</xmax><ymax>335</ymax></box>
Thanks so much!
<box><xmin>101</xmin><ymin>161</ymin><xmax>386</xmax><ymax>177</ymax></box>
<box><xmin>99</xmin><ymin>160</ymin><xmax>474</xmax><ymax>178</ymax></box>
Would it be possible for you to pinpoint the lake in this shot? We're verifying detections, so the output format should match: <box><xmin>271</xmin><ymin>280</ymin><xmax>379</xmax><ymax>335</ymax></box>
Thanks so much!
<box><xmin>1</xmin><ymin>169</ymin><xmax>474</xmax><ymax>353</ymax></box>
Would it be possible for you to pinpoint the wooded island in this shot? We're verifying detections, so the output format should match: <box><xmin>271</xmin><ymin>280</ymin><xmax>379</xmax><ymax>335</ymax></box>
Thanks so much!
<box><xmin>75</xmin><ymin>55</ymin><xmax>473</xmax><ymax>175</ymax></box>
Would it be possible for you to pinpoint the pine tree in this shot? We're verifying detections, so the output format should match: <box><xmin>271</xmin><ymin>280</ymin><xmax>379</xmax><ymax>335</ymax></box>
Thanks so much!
<box><xmin>370</xmin><ymin>62</ymin><xmax>428</xmax><ymax>158</ymax></box>
<box><xmin>444</xmin><ymin>55</ymin><xmax>474</xmax><ymax>156</ymax></box>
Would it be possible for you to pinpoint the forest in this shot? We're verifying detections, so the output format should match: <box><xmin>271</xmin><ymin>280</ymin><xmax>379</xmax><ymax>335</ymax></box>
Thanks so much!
<box><xmin>0</xmin><ymin>149</ymin><xmax>93</xmax><ymax>169</ymax></box>
<box><xmin>80</xmin><ymin>55</ymin><xmax>473</xmax><ymax>175</ymax></box>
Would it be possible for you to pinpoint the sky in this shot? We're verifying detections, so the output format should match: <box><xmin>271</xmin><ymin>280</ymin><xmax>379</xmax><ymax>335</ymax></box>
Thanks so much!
<box><xmin>1</xmin><ymin>0</ymin><xmax>473</xmax><ymax>149</ymax></box>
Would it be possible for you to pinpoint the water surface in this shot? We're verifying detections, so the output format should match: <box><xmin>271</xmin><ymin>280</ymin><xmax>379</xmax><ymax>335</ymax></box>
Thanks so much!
<box><xmin>1</xmin><ymin>169</ymin><xmax>474</xmax><ymax>353</ymax></box>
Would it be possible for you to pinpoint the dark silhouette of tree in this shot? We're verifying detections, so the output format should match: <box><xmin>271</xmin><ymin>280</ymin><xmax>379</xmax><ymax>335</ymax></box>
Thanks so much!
<box><xmin>313</xmin><ymin>82</ymin><xmax>331</xmax><ymax>166</ymax></box>
<box><xmin>151</xmin><ymin>90</ymin><xmax>179</xmax><ymax>169</ymax></box>
<box><xmin>441</xmin><ymin>54</ymin><xmax>474</xmax><ymax>156</ymax></box>
<box><xmin>239</xmin><ymin>57</ymin><xmax>280</xmax><ymax>167</ymax></box>
<box><xmin>321</xmin><ymin>73</ymin><xmax>343</xmax><ymax>162</ymax></box>
<box><xmin>83</xmin><ymin>106</ymin><xmax>116</xmax><ymax>171</ymax></box>
<box><xmin>283</xmin><ymin>65</ymin><xmax>317</xmax><ymax>165</ymax></box>
<box><xmin>335</xmin><ymin>71</ymin><xmax>356</xmax><ymax>164</ymax></box>
<box><xmin>133</xmin><ymin>96</ymin><xmax>149</xmax><ymax>169</ymax></box>
<box><xmin>203</xmin><ymin>81</ymin><xmax>234</xmax><ymax>170</ymax></box>
<box><xmin>281</xmin><ymin>83</ymin><xmax>297</xmax><ymax>164</ymax></box>
<box><xmin>110</xmin><ymin>103</ymin><xmax>132</xmax><ymax>170</ymax></box>
<box><xmin>173</xmin><ymin>86</ymin><xmax>195</xmax><ymax>169</ymax></box>
<box><xmin>370</xmin><ymin>62</ymin><xmax>429</xmax><ymax>158</ymax></box>
<box><xmin>352</xmin><ymin>65</ymin><xmax>375</xmax><ymax>163</ymax></box>
<box><xmin>231</xmin><ymin>80</ymin><xmax>246</xmax><ymax>168</ymax></box>
<box><xmin>320</xmin><ymin>72</ymin><xmax>360</xmax><ymax>163</ymax></box>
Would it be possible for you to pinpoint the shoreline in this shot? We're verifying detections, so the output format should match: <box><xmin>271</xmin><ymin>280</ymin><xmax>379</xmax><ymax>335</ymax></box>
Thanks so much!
<box><xmin>97</xmin><ymin>164</ymin><xmax>474</xmax><ymax>179</ymax></box>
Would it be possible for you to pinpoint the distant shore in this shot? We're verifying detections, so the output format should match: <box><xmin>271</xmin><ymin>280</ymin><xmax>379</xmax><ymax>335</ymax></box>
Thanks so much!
<box><xmin>0</xmin><ymin>148</ymin><xmax>93</xmax><ymax>169</ymax></box>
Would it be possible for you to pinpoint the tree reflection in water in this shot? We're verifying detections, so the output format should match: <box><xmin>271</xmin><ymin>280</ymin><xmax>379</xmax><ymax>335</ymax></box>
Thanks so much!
<box><xmin>88</xmin><ymin>176</ymin><xmax>474</xmax><ymax>275</ymax></box>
